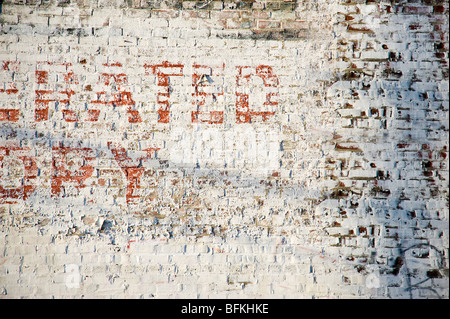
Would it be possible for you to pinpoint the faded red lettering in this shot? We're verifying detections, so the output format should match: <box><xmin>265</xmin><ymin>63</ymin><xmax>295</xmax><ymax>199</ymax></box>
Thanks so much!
<box><xmin>109</xmin><ymin>142</ymin><xmax>159</xmax><ymax>205</ymax></box>
<box><xmin>0</xmin><ymin>61</ymin><xmax>20</xmax><ymax>122</ymax></box>
<box><xmin>144</xmin><ymin>61</ymin><xmax>184</xmax><ymax>123</ymax></box>
<box><xmin>191</xmin><ymin>63</ymin><xmax>225</xmax><ymax>124</ymax></box>
<box><xmin>51</xmin><ymin>144</ymin><xmax>95</xmax><ymax>197</ymax></box>
<box><xmin>90</xmin><ymin>62</ymin><xmax>141</xmax><ymax>123</ymax></box>
<box><xmin>3</xmin><ymin>61</ymin><xmax>280</xmax><ymax>124</ymax></box>
<box><xmin>0</xmin><ymin>109</ymin><xmax>20</xmax><ymax>122</ymax></box>
<box><xmin>34</xmin><ymin>62</ymin><xmax>77</xmax><ymax>122</ymax></box>
<box><xmin>0</xmin><ymin>145</ymin><xmax>38</xmax><ymax>203</ymax></box>
<box><xmin>235</xmin><ymin>65</ymin><xmax>278</xmax><ymax>123</ymax></box>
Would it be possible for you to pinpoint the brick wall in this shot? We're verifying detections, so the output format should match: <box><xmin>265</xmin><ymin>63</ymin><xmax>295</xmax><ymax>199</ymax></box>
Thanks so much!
<box><xmin>0</xmin><ymin>0</ymin><xmax>448</xmax><ymax>298</ymax></box>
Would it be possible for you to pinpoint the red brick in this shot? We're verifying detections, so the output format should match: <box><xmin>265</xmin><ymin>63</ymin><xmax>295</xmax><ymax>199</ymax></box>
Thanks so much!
<box><xmin>0</xmin><ymin>109</ymin><xmax>20</xmax><ymax>122</ymax></box>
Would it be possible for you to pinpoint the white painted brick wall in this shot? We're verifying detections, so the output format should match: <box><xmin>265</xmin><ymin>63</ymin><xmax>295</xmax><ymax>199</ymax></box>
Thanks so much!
<box><xmin>0</xmin><ymin>0</ymin><xmax>448</xmax><ymax>299</ymax></box>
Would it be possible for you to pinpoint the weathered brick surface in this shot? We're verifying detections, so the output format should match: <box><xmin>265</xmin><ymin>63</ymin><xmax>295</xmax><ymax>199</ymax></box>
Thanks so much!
<box><xmin>0</xmin><ymin>0</ymin><xmax>448</xmax><ymax>298</ymax></box>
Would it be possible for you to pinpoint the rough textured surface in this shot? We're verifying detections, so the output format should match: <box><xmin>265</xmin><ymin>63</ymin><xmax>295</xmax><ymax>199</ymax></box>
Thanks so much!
<box><xmin>0</xmin><ymin>0</ymin><xmax>448</xmax><ymax>298</ymax></box>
